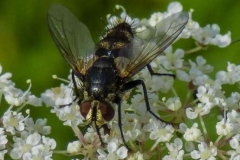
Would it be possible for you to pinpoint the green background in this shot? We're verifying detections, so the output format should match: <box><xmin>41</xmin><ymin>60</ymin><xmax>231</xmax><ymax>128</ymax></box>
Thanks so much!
<box><xmin>0</xmin><ymin>0</ymin><xmax>240</xmax><ymax>159</ymax></box>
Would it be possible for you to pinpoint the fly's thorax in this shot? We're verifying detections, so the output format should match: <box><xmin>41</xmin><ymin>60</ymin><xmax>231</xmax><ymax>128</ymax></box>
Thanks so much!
<box><xmin>79</xmin><ymin>100</ymin><xmax>115</xmax><ymax>127</ymax></box>
<box><xmin>84</xmin><ymin>57</ymin><xmax>120</xmax><ymax>99</ymax></box>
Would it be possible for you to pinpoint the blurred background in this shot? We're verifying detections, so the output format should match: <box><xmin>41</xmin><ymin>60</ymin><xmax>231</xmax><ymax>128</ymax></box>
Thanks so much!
<box><xmin>0</xmin><ymin>0</ymin><xmax>240</xmax><ymax>159</ymax></box>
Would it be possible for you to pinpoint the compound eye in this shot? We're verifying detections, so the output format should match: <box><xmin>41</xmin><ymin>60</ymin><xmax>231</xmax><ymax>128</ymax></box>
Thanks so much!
<box><xmin>98</xmin><ymin>102</ymin><xmax>115</xmax><ymax>121</ymax></box>
<box><xmin>80</xmin><ymin>101</ymin><xmax>91</xmax><ymax>118</ymax></box>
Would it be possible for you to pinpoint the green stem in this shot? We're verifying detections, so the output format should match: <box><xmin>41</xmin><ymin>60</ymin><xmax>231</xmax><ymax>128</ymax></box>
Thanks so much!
<box><xmin>185</xmin><ymin>46</ymin><xmax>202</xmax><ymax>54</ymax></box>
<box><xmin>199</xmin><ymin>116</ymin><xmax>208</xmax><ymax>142</ymax></box>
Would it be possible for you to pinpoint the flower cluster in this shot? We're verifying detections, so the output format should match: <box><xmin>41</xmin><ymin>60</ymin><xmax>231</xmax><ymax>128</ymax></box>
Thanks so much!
<box><xmin>0</xmin><ymin>65</ymin><xmax>56</xmax><ymax>159</ymax></box>
<box><xmin>0</xmin><ymin>1</ymin><xmax>239</xmax><ymax>160</ymax></box>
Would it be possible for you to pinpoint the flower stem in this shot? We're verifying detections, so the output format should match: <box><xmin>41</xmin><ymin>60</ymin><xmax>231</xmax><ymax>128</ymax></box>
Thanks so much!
<box><xmin>185</xmin><ymin>46</ymin><xmax>202</xmax><ymax>54</ymax></box>
<box><xmin>71</xmin><ymin>124</ymin><xmax>87</xmax><ymax>146</ymax></box>
<box><xmin>199</xmin><ymin>116</ymin><xmax>209</xmax><ymax>142</ymax></box>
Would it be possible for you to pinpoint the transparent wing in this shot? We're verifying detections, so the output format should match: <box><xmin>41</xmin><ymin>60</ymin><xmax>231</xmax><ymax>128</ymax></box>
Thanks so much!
<box><xmin>114</xmin><ymin>12</ymin><xmax>189</xmax><ymax>78</ymax></box>
<box><xmin>48</xmin><ymin>4</ymin><xmax>95</xmax><ymax>75</ymax></box>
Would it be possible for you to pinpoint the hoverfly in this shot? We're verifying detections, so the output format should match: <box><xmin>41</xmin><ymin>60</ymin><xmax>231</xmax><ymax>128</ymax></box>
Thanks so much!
<box><xmin>47</xmin><ymin>4</ymin><xmax>189</xmax><ymax>146</ymax></box>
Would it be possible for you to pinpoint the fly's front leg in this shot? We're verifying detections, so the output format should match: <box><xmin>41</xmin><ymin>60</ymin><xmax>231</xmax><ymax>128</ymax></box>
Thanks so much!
<box><xmin>100</xmin><ymin>124</ymin><xmax>110</xmax><ymax>135</ymax></box>
<box><xmin>95</xmin><ymin>122</ymin><xmax>105</xmax><ymax>147</ymax></box>
<box><xmin>147</xmin><ymin>64</ymin><xmax>175</xmax><ymax>78</ymax></box>
<box><xmin>60</xmin><ymin>71</ymin><xmax>81</xmax><ymax>107</ymax></box>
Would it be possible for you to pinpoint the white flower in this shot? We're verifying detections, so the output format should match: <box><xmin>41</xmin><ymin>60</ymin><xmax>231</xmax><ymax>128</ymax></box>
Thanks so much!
<box><xmin>67</xmin><ymin>140</ymin><xmax>82</xmax><ymax>153</ymax></box>
<box><xmin>135</xmin><ymin>67</ymin><xmax>174</xmax><ymax>93</ymax></box>
<box><xmin>186</xmin><ymin>101</ymin><xmax>215</xmax><ymax>120</ymax></box>
<box><xmin>210</xmin><ymin>32</ymin><xmax>231</xmax><ymax>47</ymax></box>
<box><xmin>163</xmin><ymin>138</ymin><xmax>184</xmax><ymax>160</ymax></box>
<box><xmin>225</xmin><ymin>92</ymin><xmax>240</xmax><ymax>110</ymax></box>
<box><xmin>10</xmin><ymin>132</ymin><xmax>41</xmax><ymax>159</ymax></box>
<box><xmin>191</xmin><ymin>24</ymin><xmax>219</xmax><ymax>44</ymax></box>
<box><xmin>216</xmin><ymin>62</ymin><xmax>240</xmax><ymax>85</ymax></box>
<box><xmin>129</xmin><ymin>91</ymin><xmax>158</xmax><ymax>118</ymax></box>
<box><xmin>227</xmin><ymin>110</ymin><xmax>240</xmax><ymax>133</ymax></box>
<box><xmin>181</xmin><ymin>14</ymin><xmax>199</xmax><ymax>39</ymax></box>
<box><xmin>2</xmin><ymin>82</ymin><xmax>39</xmax><ymax>107</ymax></box>
<box><xmin>147</xmin><ymin>2</ymin><xmax>183</xmax><ymax>27</ymax></box>
<box><xmin>27</xmin><ymin>95</ymin><xmax>42</xmax><ymax>106</ymax></box>
<box><xmin>216</xmin><ymin>119</ymin><xmax>233</xmax><ymax>136</ymax></box>
<box><xmin>190</xmin><ymin>57</ymin><xmax>213</xmax><ymax>83</ymax></box>
<box><xmin>0</xmin><ymin>128</ymin><xmax>8</xmax><ymax>145</ymax></box>
<box><xmin>196</xmin><ymin>85</ymin><xmax>215</xmax><ymax>108</ymax></box>
<box><xmin>114</xmin><ymin>112</ymin><xmax>142</xmax><ymax>142</ymax></box>
<box><xmin>41</xmin><ymin>84</ymin><xmax>74</xmax><ymax>107</ymax></box>
<box><xmin>42</xmin><ymin>135</ymin><xmax>57</xmax><ymax>150</ymax></box>
<box><xmin>191</xmin><ymin>23</ymin><xmax>231</xmax><ymax>47</ymax></box>
<box><xmin>167</xmin><ymin>2</ymin><xmax>183</xmax><ymax>14</ymax></box>
<box><xmin>97</xmin><ymin>141</ymin><xmax>128</xmax><ymax>160</ymax></box>
<box><xmin>146</xmin><ymin>120</ymin><xmax>174</xmax><ymax>143</ymax></box>
<box><xmin>2</xmin><ymin>111</ymin><xmax>25</xmax><ymax>135</ymax></box>
<box><xmin>195</xmin><ymin>81</ymin><xmax>223</xmax><ymax>110</ymax></box>
<box><xmin>23</xmin><ymin>136</ymin><xmax>56</xmax><ymax>160</ymax></box>
<box><xmin>151</xmin><ymin>73</ymin><xmax>174</xmax><ymax>93</ymax></box>
<box><xmin>176</xmin><ymin>69</ymin><xmax>190</xmax><ymax>82</ymax></box>
<box><xmin>127</xmin><ymin>151</ymin><xmax>144</xmax><ymax>160</ymax></box>
<box><xmin>176</xmin><ymin>56</ymin><xmax>213</xmax><ymax>83</ymax></box>
<box><xmin>0</xmin><ymin>128</ymin><xmax>8</xmax><ymax>155</ymax></box>
<box><xmin>25</xmin><ymin>118</ymin><xmax>51</xmax><ymax>135</ymax></box>
<box><xmin>190</xmin><ymin>142</ymin><xmax>217</xmax><ymax>160</ymax></box>
<box><xmin>10</xmin><ymin>132</ymin><xmax>56</xmax><ymax>160</ymax></box>
<box><xmin>0</xmin><ymin>64</ymin><xmax>13</xmax><ymax>90</ymax></box>
<box><xmin>3</xmin><ymin>86</ymin><xmax>27</xmax><ymax>106</ymax></box>
<box><xmin>186</xmin><ymin>107</ymin><xmax>199</xmax><ymax>119</ymax></box>
<box><xmin>51</xmin><ymin>103</ymin><xmax>84</xmax><ymax>126</ymax></box>
<box><xmin>165</xmin><ymin>97</ymin><xmax>182</xmax><ymax>111</ymax></box>
<box><xmin>157</xmin><ymin>46</ymin><xmax>184</xmax><ymax>70</ymax></box>
<box><xmin>180</xmin><ymin>123</ymin><xmax>202</xmax><ymax>142</ymax></box>
<box><xmin>124</xmin><ymin>127</ymin><xmax>142</xmax><ymax>142</ymax></box>
<box><xmin>84</xmin><ymin>128</ymin><xmax>99</xmax><ymax>144</ymax></box>
<box><xmin>0</xmin><ymin>150</ymin><xmax>8</xmax><ymax>160</ymax></box>
<box><xmin>228</xmin><ymin>134</ymin><xmax>240</xmax><ymax>160</ymax></box>
<box><xmin>148</xmin><ymin>12</ymin><xmax>165</xmax><ymax>26</ymax></box>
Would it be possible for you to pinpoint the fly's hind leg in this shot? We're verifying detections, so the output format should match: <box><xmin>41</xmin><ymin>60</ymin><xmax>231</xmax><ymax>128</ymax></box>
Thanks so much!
<box><xmin>121</xmin><ymin>79</ymin><xmax>178</xmax><ymax>126</ymax></box>
<box><xmin>147</xmin><ymin>64</ymin><xmax>175</xmax><ymax>78</ymax></box>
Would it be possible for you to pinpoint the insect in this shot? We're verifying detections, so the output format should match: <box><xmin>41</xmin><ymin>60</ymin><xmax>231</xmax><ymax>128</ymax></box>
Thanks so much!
<box><xmin>47</xmin><ymin>4</ymin><xmax>189</xmax><ymax>146</ymax></box>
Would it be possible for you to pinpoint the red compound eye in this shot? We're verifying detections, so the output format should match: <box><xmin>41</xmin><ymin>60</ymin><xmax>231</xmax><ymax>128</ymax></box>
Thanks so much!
<box><xmin>98</xmin><ymin>101</ymin><xmax>115</xmax><ymax>121</ymax></box>
<box><xmin>80</xmin><ymin>101</ymin><xmax>91</xmax><ymax>118</ymax></box>
<box><xmin>80</xmin><ymin>100</ymin><xmax>115</xmax><ymax>121</ymax></box>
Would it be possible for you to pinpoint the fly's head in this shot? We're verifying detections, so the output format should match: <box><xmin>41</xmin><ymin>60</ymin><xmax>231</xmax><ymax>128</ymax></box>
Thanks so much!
<box><xmin>80</xmin><ymin>100</ymin><xmax>115</xmax><ymax>128</ymax></box>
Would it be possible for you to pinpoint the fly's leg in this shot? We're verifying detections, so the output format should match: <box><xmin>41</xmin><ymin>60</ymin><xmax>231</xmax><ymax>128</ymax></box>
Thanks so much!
<box><xmin>100</xmin><ymin>124</ymin><xmax>110</xmax><ymax>135</ymax></box>
<box><xmin>95</xmin><ymin>121</ymin><xmax>106</xmax><ymax>147</ymax></box>
<box><xmin>60</xmin><ymin>71</ymin><xmax>81</xmax><ymax>107</ymax></box>
<box><xmin>121</xmin><ymin>79</ymin><xmax>178</xmax><ymax>126</ymax></box>
<box><xmin>115</xmin><ymin>97</ymin><xmax>131</xmax><ymax>150</ymax></box>
<box><xmin>147</xmin><ymin>64</ymin><xmax>175</xmax><ymax>78</ymax></box>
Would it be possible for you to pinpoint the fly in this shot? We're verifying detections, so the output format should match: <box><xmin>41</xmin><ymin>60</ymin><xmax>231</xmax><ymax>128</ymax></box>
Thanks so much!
<box><xmin>47</xmin><ymin>4</ymin><xmax>189</xmax><ymax>146</ymax></box>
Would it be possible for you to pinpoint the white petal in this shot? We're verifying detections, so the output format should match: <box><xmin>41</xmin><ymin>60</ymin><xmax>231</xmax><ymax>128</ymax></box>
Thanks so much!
<box><xmin>108</xmin><ymin>142</ymin><xmax>117</xmax><ymax>153</ymax></box>
<box><xmin>190</xmin><ymin>150</ymin><xmax>200</xmax><ymax>159</ymax></box>
<box><xmin>116</xmin><ymin>146</ymin><xmax>128</xmax><ymax>159</ymax></box>
<box><xmin>26</xmin><ymin>133</ymin><xmax>41</xmax><ymax>146</ymax></box>
<box><xmin>167</xmin><ymin>2</ymin><xmax>183</xmax><ymax>13</ymax></box>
